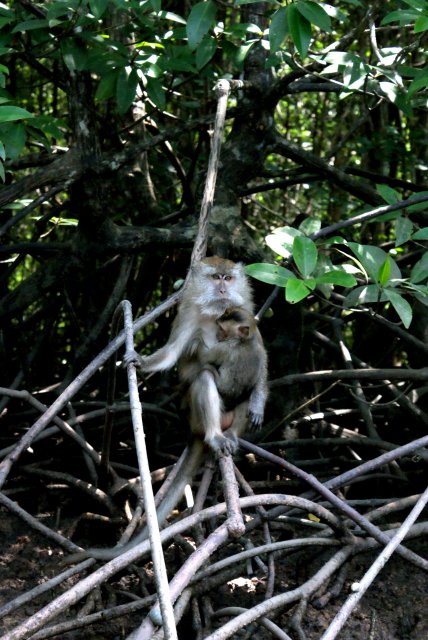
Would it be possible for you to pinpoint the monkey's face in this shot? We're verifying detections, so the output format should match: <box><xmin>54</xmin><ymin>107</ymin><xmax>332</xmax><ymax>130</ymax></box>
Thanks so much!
<box><xmin>192</xmin><ymin>257</ymin><xmax>251</xmax><ymax>315</ymax></box>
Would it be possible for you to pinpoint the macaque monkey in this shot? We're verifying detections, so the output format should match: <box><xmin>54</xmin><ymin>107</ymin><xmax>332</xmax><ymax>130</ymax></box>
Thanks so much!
<box><xmin>199</xmin><ymin>307</ymin><xmax>268</xmax><ymax>420</ymax></box>
<box><xmin>129</xmin><ymin>256</ymin><xmax>268</xmax><ymax>455</ymax></box>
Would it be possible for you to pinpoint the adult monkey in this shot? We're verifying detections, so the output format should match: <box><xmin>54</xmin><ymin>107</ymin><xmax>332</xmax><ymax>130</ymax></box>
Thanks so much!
<box><xmin>128</xmin><ymin>256</ymin><xmax>267</xmax><ymax>454</ymax></box>
<box><xmin>129</xmin><ymin>81</ymin><xmax>267</xmax><ymax>453</ymax></box>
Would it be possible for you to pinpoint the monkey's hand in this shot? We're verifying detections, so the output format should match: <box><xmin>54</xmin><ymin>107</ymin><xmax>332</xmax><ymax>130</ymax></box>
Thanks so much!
<box><xmin>123</xmin><ymin>350</ymin><xmax>145</xmax><ymax>369</ymax></box>
<box><xmin>248</xmin><ymin>409</ymin><xmax>264</xmax><ymax>432</ymax></box>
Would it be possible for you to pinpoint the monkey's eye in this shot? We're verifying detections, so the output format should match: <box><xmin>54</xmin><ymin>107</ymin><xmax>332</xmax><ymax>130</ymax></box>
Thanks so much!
<box><xmin>224</xmin><ymin>275</ymin><xmax>232</xmax><ymax>281</ymax></box>
<box><xmin>212</xmin><ymin>274</ymin><xmax>221</xmax><ymax>280</ymax></box>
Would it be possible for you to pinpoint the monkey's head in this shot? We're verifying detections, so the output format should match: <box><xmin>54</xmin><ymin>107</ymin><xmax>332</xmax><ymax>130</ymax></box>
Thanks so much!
<box><xmin>216</xmin><ymin>307</ymin><xmax>256</xmax><ymax>341</ymax></box>
<box><xmin>190</xmin><ymin>257</ymin><xmax>254</xmax><ymax>316</ymax></box>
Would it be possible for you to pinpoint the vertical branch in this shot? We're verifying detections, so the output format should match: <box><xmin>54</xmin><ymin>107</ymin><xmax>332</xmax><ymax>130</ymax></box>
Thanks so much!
<box><xmin>121</xmin><ymin>300</ymin><xmax>178</xmax><ymax>640</ymax></box>
<box><xmin>190</xmin><ymin>80</ymin><xmax>231</xmax><ymax>266</ymax></box>
<box><xmin>218</xmin><ymin>453</ymin><xmax>246</xmax><ymax>537</ymax></box>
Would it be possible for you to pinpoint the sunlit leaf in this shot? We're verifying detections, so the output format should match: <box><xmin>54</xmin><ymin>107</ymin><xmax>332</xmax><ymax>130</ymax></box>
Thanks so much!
<box><xmin>293</xmin><ymin>236</ymin><xmax>318</xmax><ymax>277</ymax></box>
<box><xmin>348</xmin><ymin>243</ymin><xmax>401</xmax><ymax>282</ymax></box>
<box><xmin>343</xmin><ymin>284</ymin><xmax>384</xmax><ymax>307</ymax></box>
<box><xmin>297</xmin><ymin>1</ymin><xmax>332</xmax><ymax>32</ymax></box>
<box><xmin>265</xmin><ymin>226</ymin><xmax>303</xmax><ymax>259</ymax></box>
<box><xmin>298</xmin><ymin>216</ymin><xmax>321</xmax><ymax>236</ymax></box>
<box><xmin>245</xmin><ymin>263</ymin><xmax>294</xmax><ymax>287</ymax></box>
<box><xmin>377</xmin><ymin>258</ymin><xmax>391</xmax><ymax>287</ymax></box>
<box><xmin>285</xmin><ymin>277</ymin><xmax>311</xmax><ymax>303</ymax></box>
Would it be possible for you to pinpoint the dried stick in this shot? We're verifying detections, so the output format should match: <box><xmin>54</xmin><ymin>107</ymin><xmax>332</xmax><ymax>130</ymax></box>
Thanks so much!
<box><xmin>189</xmin><ymin>79</ymin><xmax>231</xmax><ymax>267</ymax></box>
<box><xmin>270</xmin><ymin>367</ymin><xmax>428</xmax><ymax>387</ymax></box>
<box><xmin>134</xmin><ymin>523</ymin><xmax>230</xmax><ymax>640</ymax></box>
<box><xmin>2</xmin><ymin>495</ymin><xmax>344</xmax><ymax>640</ymax></box>
<box><xmin>203</xmin><ymin>546</ymin><xmax>356</xmax><ymax>640</ymax></box>
<box><xmin>120</xmin><ymin>299</ymin><xmax>177</xmax><ymax>639</ymax></box>
<box><xmin>320</xmin><ymin>484</ymin><xmax>428</xmax><ymax>640</ymax></box>
<box><xmin>213</xmin><ymin>607</ymin><xmax>292</xmax><ymax>640</ymax></box>
<box><xmin>238</xmin><ymin>438</ymin><xmax>428</xmax><ymax>570</ymax></box>
<box><xmin>218</xmin><ymin>453</ymin><xmax>245</xmax><ymax>537</ymax></box>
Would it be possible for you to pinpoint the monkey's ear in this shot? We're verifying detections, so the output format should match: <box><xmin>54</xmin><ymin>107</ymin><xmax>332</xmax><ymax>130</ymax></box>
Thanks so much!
<box><xmin>239</xmin><ymin>325</ymin><xmax>250</xmax><ymax>338</ymax></box>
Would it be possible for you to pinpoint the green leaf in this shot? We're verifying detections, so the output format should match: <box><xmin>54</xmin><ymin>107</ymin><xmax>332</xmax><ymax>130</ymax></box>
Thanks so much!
<box><xmin>195</xmin><ymin>35</ymin><xmax>217</xmax><ymax>69</ymax></box>
<box><xmin>414</xmin><ymin>14</ymin><xmax>428</xmax><ymax>32</ymax></box>
<box><xmin>269</xmin><ymin>6</ymin><xmax>289</xmax><ymax>54</ymax></box>
<box><xmin>95</xmin><ymin>71</ymin><xmax>117</xmax><ymax>102</ymax></box>
<box><xmin>265</xmin><ymin>226</ymin><xmax>303</xmax><ymax>259</ymax></box>
<box><xmin>322</xmin><ymin>236</ymin><xmax>347</xmax><ymax>246</ymax></box>
<box><xmin>0</xmin><ymin>106</ymin><xmax>33</xmax><ymax>122</ymax></box>
<box><xmin>407</xmin><ymin>191</ymin><xmax>428</xmax><ymax>212</ymax></box>
<box><xmin>412</xmin><ymin>227</ymin><xmax>428</xmax><ymax>240</ymax></box>
<box><xmin>286</xmin><ymin>277</ymin><xmax>311</xmax><ymax>303</ymax></box>
<box><xmin>116</xmin><ymin>67</ymin><xmax>138</xmax><ymax>114</ymax></box>
<box><xmin>408</xmin><ymin>72</ymin><xmax>428</xmax><ymax>97</ymax></box>
<box><xmin>89</xmin><ymin>0</ymin><xmax>109</xmax><ymax>18</ymax></box>
<box><xmin>410</xmin><ymin>252</ymin><xmax>428</xmax><ymax>283</ymax></box>
<box><xmin>245</xmin><ymin>263</ymin><xmax>294</xmax><ymax>287</ymax></box>
<box><xmin>288</xmin><ymin>3</ymin><xmax>312</xmax><ymax>58</ymax></box>
<box><xmin>343</xmin><ymin>284</ymin><xmax>384</xmax><ymax>307</ymax></box>
<box><xmin>0</xmin><ymin>159</ymin><xmax>4</xmax><ymax>182</ymax></box>
<box><xmin>377</xmin><ymin>257</ymin><xmax>391</xmax><ymax>287</ymax></box>
<box><xmin>146</xmin><ymin>76</ymin><xmax>165</xmax><ymax>110</ymax></box>
<box><xmin>186</xmin><ymin>1</ymin><xmax>216</xmax><ymax>51</ymax></box>
<box><xmin>383</xmin><ymin>289</ymin><xmax>412</xmax><ymax>327</ymax></box>
<box><xmin>0</xmin><ymin>122</ymin><xmax>26</xmax><ymax>158</ymax></box>
<box><xmin>12</xmin><ymin>19</ymin><xmax>49</xmax><ymax>32</ymax></box>
<box><xmin>0</xmin><ymin>140</ymin><xmax>5</xmax><ymax>161</ymax></box>
<box><xmin>316</xmin><ymin>271</ymin><xmax>357</xmax><ymax>287</ymax></box>
<box><xmin>348</xmin><ymin>243</ymin><xmax>402</xmax><ymax>282</ymax></box>
<box><xmin>395</xmin><ymin>216</ymin><xmax>413</xmax><ymax>247</ymax></box>
<box><xmin>381</xmin><ymin>9</ymin><xmax>420</xmax><ymax>27</ymax></box>
<box><xmin>376</xmin><ymin>183</ymin><xmax>400</xmax><ymax>204</ymax></box>
<box><xmin>298</xmin><ymin>216</ymin><xmax>321</xmax><ymax>236</ymax></box>
<box><xmin>296</xmin><ymin>1</ymin><xmax>332</xmax><ymax>32</ymax></box>
<box><xmin>293</xmin><ymin>236</ymin><xmax>318</xmax><ymax>277</ymax></box>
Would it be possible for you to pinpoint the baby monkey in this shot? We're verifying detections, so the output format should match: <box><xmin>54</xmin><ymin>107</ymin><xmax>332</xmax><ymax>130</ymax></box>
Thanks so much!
<box><xmin>199</xmin><ymin>307</ymin><xmax>268</xmax><ymax>425</ymax></box>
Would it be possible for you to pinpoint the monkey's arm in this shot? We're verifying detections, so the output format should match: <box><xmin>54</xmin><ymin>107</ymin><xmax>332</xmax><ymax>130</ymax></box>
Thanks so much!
<box><xmin>248</xmin><ymin>348</ymin><xmax>268</xmax><ymax>429</ymax></box>
<box><xmin>198</xmin><ymin>343</ymin><xmax>228</xmax><ymax>369</ymax></box>
<box><xmin>127</xmin><ymin>310</ymin><xmax>196</xmax><ymax>373</ymax></box>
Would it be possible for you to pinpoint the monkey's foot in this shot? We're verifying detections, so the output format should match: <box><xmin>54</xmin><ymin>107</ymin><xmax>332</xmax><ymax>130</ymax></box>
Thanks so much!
<box><xmin>206</xmin><ymin>432</ymin><xmax>238</xmax><ymax>457</ymax></box>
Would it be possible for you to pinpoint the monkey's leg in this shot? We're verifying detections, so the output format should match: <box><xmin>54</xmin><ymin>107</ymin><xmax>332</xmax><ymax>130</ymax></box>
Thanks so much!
<box><xmin>223</xmin><ymin>401</ymin><xmax>250</xmax><ymax>449</ymax></box>
<box><xmin>189</xmin><ymin>371</ymin><xmax>236</xmax><ymax>455</ymax></box>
